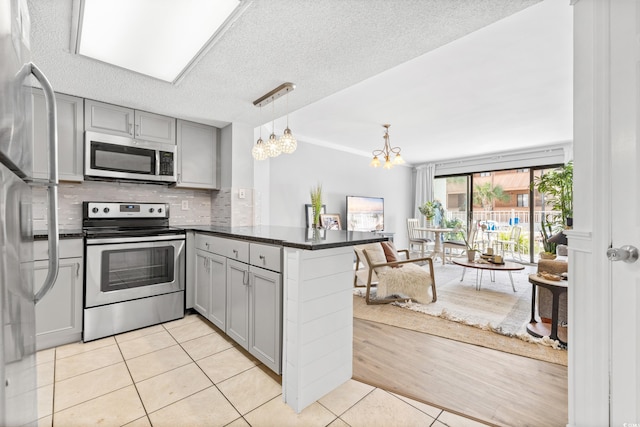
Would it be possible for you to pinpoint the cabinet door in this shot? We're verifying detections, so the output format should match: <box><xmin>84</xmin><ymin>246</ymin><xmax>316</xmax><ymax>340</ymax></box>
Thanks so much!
<box><xmin>194</xmin><ymin>249</ymin><xmax>211</xmax><ymax>318</ymax></box>
<box><xmin>226</xmin><ymin>259</ymin><xmax>249</xmax><ymax>348</ymax></box>
<box><xmin>32</xmin><ymin>89</ymin><xmax>84</xmax><ymax>181</ymax></box>
<box><xmin>175</xmin><ymin>120</ymin><xmax>218</xmax><ymax>189</ymax></box>
<box><xmin>249</xmin><ymin>266</ymin><xmax>282</xmax><ymax>373</ymax></box>
<box><xmin>84</xmin><ymin>99</ymin><xmax>134</xmax><ymax>137</ymax></box>
<box><xmin>208</xmin><ymin>253</ymin><xmax>226</xmax><ymax>330</ymax></box>
<box><xmin>135</xmin><ymin>110</ymin><xmax>176</xmax><ymax>145</ymax></box>
<box><xmin>34</xmin><ymin>257</ymin><xmax>83</xmax><ymax>350</ymax></box>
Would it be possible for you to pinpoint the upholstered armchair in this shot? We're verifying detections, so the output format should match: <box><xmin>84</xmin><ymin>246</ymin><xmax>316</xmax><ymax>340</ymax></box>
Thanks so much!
<box><xmin>353</xmin><ymin>241</ymin><xmax>436</xmax><ymax>305</ymax></box>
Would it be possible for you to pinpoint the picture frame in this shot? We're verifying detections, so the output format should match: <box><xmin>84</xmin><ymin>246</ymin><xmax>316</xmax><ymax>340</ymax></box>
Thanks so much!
<box><xmin>320</xmin><ymin>213</ymin><xmax>342</xmax><ymax>230</ymax></box>
<box><xmin>304</xmin><ymin>203</ymin><xmax>326</xmax><ymax>228</ymax></box>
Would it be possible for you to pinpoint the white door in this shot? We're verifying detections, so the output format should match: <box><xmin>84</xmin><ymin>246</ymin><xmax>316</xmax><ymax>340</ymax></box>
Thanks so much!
<box><xmin>609</xmin><ymin>0</ymin><xmax>640</xmax><ymax>423</ymax></box>
<box><xmin>573</xmin><ymin>0</ymin><xmax>640</xmax><ymax>424</ymax></box>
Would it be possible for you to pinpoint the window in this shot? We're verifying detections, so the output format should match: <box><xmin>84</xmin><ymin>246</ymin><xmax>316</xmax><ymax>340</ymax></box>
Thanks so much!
<box><xmin>479</xmin><ymin>172</ymin><xmax>491</xmax><ymax>177</ymax></box>
<box><xmin>516</xmin><ymin>168</ymin><xmax>529</xmax><ymax>173</ymax></box>
<box><xmin>517</xmin><ymin>194</ymin><xmax>529</xmax><ymax>207</ymax></box>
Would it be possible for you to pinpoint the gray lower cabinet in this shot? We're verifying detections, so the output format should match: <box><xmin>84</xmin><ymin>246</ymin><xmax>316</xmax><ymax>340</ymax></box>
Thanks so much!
<box><xmin>32</xmin><ymin>89</ymin><xmax>84</xmax><ymax>181</ymax></box>
<box><xmin>226</xmin><ymin>259</ymin><xmax>249</xmax><ymax>348</ymax></box>
<box><xmin>248</xmin><ymin>265</ymin><xmax>281</xmax><ymax>373</ymax></box>
<box><xmin>34</xmin><ymin>239</ymin><xmax>83</xmax><ymax>351</ymax></box>
<box><xmin>194</xmin><ymin>249</ymin><xmax>211</xmax><ymax>318</ymax></box>
<box><xmin>194</xmin><ymin>247</ymin><xmax>227</xmax><ymax>331</ymax></box>
<box><xmin>193</xmin><ymin>233</ymin><xmax>282</xmax><ymax>373</ymax></box>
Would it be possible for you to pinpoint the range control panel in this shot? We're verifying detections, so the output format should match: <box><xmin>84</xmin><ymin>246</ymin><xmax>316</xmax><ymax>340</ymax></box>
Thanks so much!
<box><xmin>84</xmin><ymin>202</ymin><xmax>170</xmax><ymax>219</ymax></box>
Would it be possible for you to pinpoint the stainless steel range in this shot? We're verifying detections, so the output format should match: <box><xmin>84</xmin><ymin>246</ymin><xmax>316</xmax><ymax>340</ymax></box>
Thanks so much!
<box><xmin>83</xmin><ymin>201</ymin><xmax>185</xmax><ymax>341</ymax></box>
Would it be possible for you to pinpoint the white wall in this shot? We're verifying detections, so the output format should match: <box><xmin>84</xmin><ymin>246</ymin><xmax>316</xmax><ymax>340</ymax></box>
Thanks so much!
<box><xmin>260</xmin><ymin>140</ymin><xmax>414</xmax><ymax>249</ymax></box>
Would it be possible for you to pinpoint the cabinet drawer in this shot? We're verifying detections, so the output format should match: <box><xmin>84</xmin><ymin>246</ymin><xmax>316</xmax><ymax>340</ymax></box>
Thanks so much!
<box><xmin>34</xmin><ymin>239</ymin><xmax>83</xmax><ymax>261</ymax></box>
<box><xmin>250</xmin><ymin>243</ymin><xmax>281</xmax><ymax>272</ymax></box>
<box><xmin>195</xmin><ymin>234</ymin><xmax>249</xmax><ymax>262</ymax></box>
<box><xmin>195</xmin><ymin>234</ymin><xmax>221</xmax><ymax>253</ymax></box>
<box><xmin>220</xmin><ymin>239</ymin><xmax>249</xmax><ymax>263</ymax></box>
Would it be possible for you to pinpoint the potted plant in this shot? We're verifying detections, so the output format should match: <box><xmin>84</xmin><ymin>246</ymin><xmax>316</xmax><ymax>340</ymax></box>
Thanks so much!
<box><xmin>418</xmin><ymin>200</ymin><xmax>445</xmax><ymax>226</ymax></box>
<box><xmin>539</xmin><ymin>217</ymin><xmax>558</xmax><ymax>259</ymax></box>
<box><xmin>418</xmin><ymin>201</ymin><xmax>436</xmax><ymax>223</ymax></box>
<box><xmin>310</xmin><ymin>183</ymin><xmax>323</xmax><ymax>228</ymax></box>
<box><xmin>455</xmin><ymin>225</ymin><xmax>478</xmax><ymax>261</ymax></box>
<box><xmin>531</xmin><ymin>162</ymin><xmax>573</xmax><ymax>228</ymax></box>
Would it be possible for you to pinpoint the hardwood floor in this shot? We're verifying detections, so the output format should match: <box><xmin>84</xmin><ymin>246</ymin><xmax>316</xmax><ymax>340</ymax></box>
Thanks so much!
<box><xmin>352</xmin><ymin>318</ymin><xmax>568</xmax><ymax>427</ymax></box>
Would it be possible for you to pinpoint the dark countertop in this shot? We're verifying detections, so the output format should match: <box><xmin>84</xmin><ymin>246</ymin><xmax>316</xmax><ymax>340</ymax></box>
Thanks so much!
<box><xmin>185</xmin><ymin>225</ymin><xmax>387</xmax><ymax>250</ymax></box>
<box><xmin>34</xmin><ymin>229</ymin><xmax>84</xmax><ymax>240</ymax></box>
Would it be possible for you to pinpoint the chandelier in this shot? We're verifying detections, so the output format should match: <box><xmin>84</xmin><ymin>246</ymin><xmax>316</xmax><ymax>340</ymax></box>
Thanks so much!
<box><xmin>370</xmin><ymin>124</ymin><xmax>404</xmax><ymax>169</ymax></box>
<box><xmin>251</xmin><ymin>82</ymin><xmax>297</xmax><ymax>160</ymax></box>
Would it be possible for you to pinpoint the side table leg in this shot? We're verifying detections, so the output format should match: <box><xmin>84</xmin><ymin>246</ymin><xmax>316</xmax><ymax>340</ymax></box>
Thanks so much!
<box><xmin>529</xmin><ymin>283</ymin><xmax>537</xmax><ymax>323</ymax></box>
<box><xmin>460</xmin><ymin>267</ymin><xmax>466</xmax><ymax>282</ymax></box>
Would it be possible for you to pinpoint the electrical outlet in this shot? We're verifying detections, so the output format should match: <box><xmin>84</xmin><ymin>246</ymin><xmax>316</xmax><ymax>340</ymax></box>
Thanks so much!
<box><xmin>238</xmin><ymin>189</ymin><xmax>246</xmax><ymax>199</ymax></box>
<box><xmin>181</xmin><ymin>200</ymin><xmax>188</xmax><ymax>210</ymax></box>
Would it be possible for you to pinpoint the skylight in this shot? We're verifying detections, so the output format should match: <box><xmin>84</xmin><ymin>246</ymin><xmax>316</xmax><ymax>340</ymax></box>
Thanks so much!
<box><xmin>75</xmin><ymin>0</ymin><xmax>242</xmax><ymax>83</ymax></box>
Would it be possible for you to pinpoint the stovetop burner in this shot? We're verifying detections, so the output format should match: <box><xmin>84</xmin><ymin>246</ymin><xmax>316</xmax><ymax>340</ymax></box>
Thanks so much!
<box><xmin>83</xmin><ymin>226</ymin><xmax>186</xmax><ymax>239</ymax></box>
<box><xmin>82</xmin><ymin>201</ymin><xmax>184</xmax><ymax>239</ymax></box>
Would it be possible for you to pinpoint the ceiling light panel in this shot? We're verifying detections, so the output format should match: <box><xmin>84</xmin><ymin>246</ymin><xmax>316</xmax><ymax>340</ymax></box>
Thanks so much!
<box><xmin>78</xmin><ymin>0</ymin><xmax>240</xmax><ymax>82</ymax></box>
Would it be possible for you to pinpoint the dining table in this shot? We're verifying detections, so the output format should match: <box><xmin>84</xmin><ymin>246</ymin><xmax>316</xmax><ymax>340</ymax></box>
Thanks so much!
<box><xmin>414</xmin><ymin>227</ymin><xmax>455</xmax><ymax>262</ymax></box>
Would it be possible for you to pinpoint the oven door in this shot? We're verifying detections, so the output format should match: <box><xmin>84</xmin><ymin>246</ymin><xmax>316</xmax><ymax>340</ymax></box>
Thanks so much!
<box><xmin>85</xmin><ymin>234</ymin><xmax>185</xmax><ymax>308</ymax></box>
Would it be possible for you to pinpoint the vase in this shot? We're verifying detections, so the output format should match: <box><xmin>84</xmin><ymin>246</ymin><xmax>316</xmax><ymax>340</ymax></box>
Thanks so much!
<box><xmin>425</xmin><ymin>218</ymin><xmax>434</xmax><ymax>228</ymax></box>
<box><xmin>467</xmin><ymin>249</ymin><xmax>478</xmax><ymax>262</ymax></box>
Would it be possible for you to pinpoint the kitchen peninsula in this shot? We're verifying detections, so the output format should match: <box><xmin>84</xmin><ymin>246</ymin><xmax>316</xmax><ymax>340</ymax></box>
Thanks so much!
<box><xmin>187</xmin><ymin>225</ymin><xmax>385</xmax><ymax>413</ymax></box>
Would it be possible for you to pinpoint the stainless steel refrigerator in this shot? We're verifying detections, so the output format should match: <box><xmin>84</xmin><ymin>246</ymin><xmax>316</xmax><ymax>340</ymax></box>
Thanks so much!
<box><xmin>1</xmin><ymin>0</ymin><xmax>59</xmax><ymax>425</ymax></box>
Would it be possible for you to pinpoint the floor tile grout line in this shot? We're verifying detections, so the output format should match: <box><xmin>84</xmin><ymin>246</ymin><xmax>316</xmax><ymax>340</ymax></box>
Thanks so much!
<box><xmin>114</xmin><ymin>332</ymin><xmax>155</xmax><ymax>423</ymax></box>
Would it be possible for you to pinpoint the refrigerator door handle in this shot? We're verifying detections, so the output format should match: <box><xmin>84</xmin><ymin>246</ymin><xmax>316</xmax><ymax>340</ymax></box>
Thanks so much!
<box><xmin>28</xmin><ymin>63</ymin><xmax>60</xmax><ymax>304</ymax></box>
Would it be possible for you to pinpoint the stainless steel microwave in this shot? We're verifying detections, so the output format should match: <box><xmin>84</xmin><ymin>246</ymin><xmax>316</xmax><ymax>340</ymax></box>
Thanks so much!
<box><xmin>84</xmin><ymin>131</ymin><xmax>176</xmax><ymax>183</ymax></box>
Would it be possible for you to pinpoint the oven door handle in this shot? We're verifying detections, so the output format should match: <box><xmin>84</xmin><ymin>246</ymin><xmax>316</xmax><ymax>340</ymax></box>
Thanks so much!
<box><xmin>85</xmin><ymin>234</ymin><xmax>185</xmax><ymax>245</ymax></box>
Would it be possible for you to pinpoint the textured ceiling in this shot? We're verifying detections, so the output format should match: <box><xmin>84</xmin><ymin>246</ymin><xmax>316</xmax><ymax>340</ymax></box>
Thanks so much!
<box><xmin>27</xmin><ymin>0</ymin><xmax>571</xmax><ymax>165</ymax></box>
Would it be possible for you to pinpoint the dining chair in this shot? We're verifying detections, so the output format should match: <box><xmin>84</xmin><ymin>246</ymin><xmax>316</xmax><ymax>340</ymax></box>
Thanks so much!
<box><xmin>407</xmin><ymin>218</ymin><xmax>433</xmax><ymax>258</ymax></box>
<box><xmin>443</xmin><ymin>222</ymin><xmax>478</xmax><ymax>265</ymax></box>
<box><xmin>496</xmin><ymin>225</ymin><xmax>523</xmax><ymax>261</ymax></box>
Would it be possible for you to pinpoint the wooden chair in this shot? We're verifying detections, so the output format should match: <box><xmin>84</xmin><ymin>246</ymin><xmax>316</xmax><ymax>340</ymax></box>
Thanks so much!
<box><xmin>406</xmin><ymin>218</ymin><xmax>433</xmax><ymax>257</ymax></box>
<box><xmin>353</xmin><ymin>242</ymin><xmax>436</xmax><ymax>305</ymax></box>
<box><xmin>496</xmin><ymin>225</ymin><xmax>523</xmax><ymax>261</ymax></box>
<box><xmin>442</xmin><ymin>223</ymin><xmax>478</xmax><ymax>265</ymax></box>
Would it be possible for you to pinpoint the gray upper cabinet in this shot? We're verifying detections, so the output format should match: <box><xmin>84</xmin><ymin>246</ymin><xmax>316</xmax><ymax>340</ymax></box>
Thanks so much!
<box><xmin>176</xmin><ymin>119</ymin><xmax>218</xmax><ymax>189</ymax></box>
<box><xmin>85</xmin><ymin>99</ymin><xmax>176</xmax><ymax>145</ymax></box>
<box><xmin>32</xmin><ymin>89</ymin><xmax>84</xmax><ymax>181</ymax></box>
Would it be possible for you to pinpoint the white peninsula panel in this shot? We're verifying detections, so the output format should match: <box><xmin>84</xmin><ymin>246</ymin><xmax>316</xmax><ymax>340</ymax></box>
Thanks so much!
<box><xmin>282</xmin><ymin>245</ymin><xmax>355</xmax><ymax>413</ymax></box>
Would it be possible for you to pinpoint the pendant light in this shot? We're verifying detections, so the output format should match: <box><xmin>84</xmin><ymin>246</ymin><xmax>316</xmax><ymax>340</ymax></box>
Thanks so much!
<box><xmin>278</xmin><ymin>90</ymin><xmax>297</xmax><ymax>154</ymax></box>
<box><xmin>265</xmin><ymin>100</ymin><xmax>281</xmax><ymax>157</ymax></box>
<box><xmin>251</xmin><ymin>105</ymin><xmax>268</xmax><ymax>160</ymax></box>
<box><xmin>252</xmin><ymin>82</ymin><xmax>296</xmax><ymax>160</ymax></box>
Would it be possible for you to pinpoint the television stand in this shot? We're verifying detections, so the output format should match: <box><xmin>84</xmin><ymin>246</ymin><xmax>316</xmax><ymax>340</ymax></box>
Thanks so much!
<box><xmin>374</xmin><ymin>231</ymin><xmax>394</xmax><ymax>242</ymax></box>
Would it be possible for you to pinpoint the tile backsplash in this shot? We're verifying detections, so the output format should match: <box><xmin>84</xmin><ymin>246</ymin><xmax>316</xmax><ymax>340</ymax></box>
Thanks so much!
<box><xmin>32</xmin><ymin>180</ymin><xmax>215</xmax><ymax>230</ymax></box>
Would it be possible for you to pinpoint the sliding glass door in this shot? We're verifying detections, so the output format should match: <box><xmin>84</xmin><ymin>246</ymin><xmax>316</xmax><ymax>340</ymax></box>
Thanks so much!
<box><xmin>434</xmin><ymin>165</ymin><xmax>562</xmax><ymax>264</ymax></box>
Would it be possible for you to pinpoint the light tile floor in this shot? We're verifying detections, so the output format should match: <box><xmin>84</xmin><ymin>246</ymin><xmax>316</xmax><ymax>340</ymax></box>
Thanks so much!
<box><xmin>37</xmin><ymin>313</ymin><xmax>488</xmax><ymax>427</ymax></box>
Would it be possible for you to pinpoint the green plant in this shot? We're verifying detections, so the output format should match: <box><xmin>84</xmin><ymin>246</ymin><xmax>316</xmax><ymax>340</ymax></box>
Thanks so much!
<box><xmin>540</xmin><ymin>217</ymin><xmax>557</xmax><ymax>254</ymax></box>
<box><xmin>309</xmin><ymin>183</ymin><xmax>323</xmax><ymax>227</ymax></box>
<box><xmin>419</xmin><ymin>200</ymin><xmax>445</xmax><ymax>223</ymax></box>
<box><xmin>531</xmin><ymin>162</ymin><xmax>573</xmax><ymax>227</ymax></box>
<box><xmin>418</xmin><ymin>201</ymin><xmax>436</xmax><ymax>219</ymax></box>
<box><xmin>473</xmin><ymin>183</ymin><xmax>510</xmax><ymax>210</ymax></box>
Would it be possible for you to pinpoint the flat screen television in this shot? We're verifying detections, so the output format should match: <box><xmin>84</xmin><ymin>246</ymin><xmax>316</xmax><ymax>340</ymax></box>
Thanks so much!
<box><xmin>346</xmin><ymin>196</ymin><xmax>384</xmax><ymax>232</ymax></box>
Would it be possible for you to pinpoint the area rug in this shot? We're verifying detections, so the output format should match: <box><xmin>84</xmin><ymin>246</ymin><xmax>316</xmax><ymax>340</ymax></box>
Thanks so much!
<box><xmin>353</xmin><ymin>261</ymin><xmax>568</xmax><ymax>366</ymax></box>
